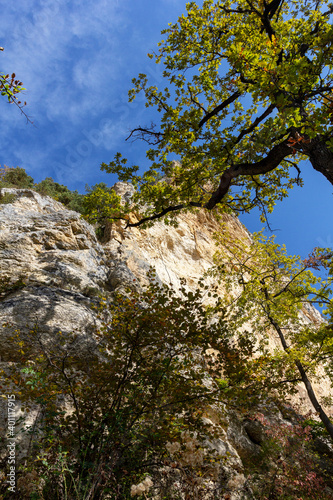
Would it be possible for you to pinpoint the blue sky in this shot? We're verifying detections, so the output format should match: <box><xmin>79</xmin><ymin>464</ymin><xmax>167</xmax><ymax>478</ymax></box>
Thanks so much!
<box><xmin>1</xmin><ymin>0</ymin><xmax>333</xmax><ymax>260</ymax></box>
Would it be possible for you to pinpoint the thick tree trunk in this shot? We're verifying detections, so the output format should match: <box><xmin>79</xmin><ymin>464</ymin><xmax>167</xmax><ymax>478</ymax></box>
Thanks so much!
<box><xmin>308</xmin><ymin>137</ymin><xmax>333</xmax><ymax>185</ymax></box>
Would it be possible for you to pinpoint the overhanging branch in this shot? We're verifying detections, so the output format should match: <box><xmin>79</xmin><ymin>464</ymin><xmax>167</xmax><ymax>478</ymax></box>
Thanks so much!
<box><xmin>125</xmin><ymin>201</ymin><xmax>202</xmax><ymax>228</ymax></box>
<box><xmin>125</xmin><ymin>136</ymin><xmax>294</xmax><ymax>228</ymax></box>
<box><xmin>204</xmin><ymin>138</ymin><xmax>292</xmax><ymax>209</ymax></box>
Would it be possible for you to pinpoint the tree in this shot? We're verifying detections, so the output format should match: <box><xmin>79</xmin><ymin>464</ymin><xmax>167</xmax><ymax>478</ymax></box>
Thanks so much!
<box><xmin>6</xmin><ymin>273</ymin><xmax>226</xmax><ymax>499</ymax></box>
<box><xmin>82</xmin><ymin>182</ymin><xmax>124</xmax><ymax>237</ymax></box>
<box><xmin>0</xmin><ymin>48</ymin><xmax>28</xmax><ymax>120</ymax></box>
<box><xmin>209</xmin><ymin>227</ymin><xmax>333</xmax><ymax>440</ymax></box>
<box><xmin>0</xmin><ymin>166</ymin><xmax>34</xmax><ymax>189</ymax></box>
<box><xmin>101</xmin><ymin>0</ymin><xmax>333</xmax><ymax>227</ymax></box>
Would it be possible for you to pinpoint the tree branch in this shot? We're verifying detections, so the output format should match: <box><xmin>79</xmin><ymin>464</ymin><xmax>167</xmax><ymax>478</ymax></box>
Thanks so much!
<box><xmin>126</xmin><ymin>125</ymin><xmax>164</xmax><ymax>145</ymax></box>
<box><xmin>125</xmin><ymin>135</ymin><xmax>296</xmax><ymax>228</ymax></box>
<box><xmin>205</xmin><ymin>138</ymin><xmax>292</xmax><ymax>209</ymax></box>
<box><xmin>198</xmin><ymin>91</ymin><xmax>241</xmax><ymax>129</ymax></box>
<box><xmin>125</xmin><ymin>201</ymin><xmax>202</xmax><ymax>228</ymax></box>
<box><xmin>233</xmin><ymin>103</ymin><xmax>275</xmax><ymax>147</ymax></box>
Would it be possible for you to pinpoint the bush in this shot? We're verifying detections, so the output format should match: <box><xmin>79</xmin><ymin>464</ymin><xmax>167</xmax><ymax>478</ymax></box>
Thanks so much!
<box><xmin>0</xmin><ymin>167</ymin><xmax>85</xmax><ymax>214</ymax></box>
<box><xmin>34</xmin><ymin>177</ymin><xmax>85</xmax><ymax>213</ymax></box>
<box><xmin>0</xmin><ymin>166</ymin><xmax>34</xmax><ymax>189</ymax></box>
<box><xmin>249</xmin><ymin>413</ymin><xmax>333</xmax><ymax>500</ymax></box>
<box><xmin>4</xmin><ymin>273</ymin><xmax>223</xmax><ymax>499</ymax></box>
<box><xmin>0</xmin><ymin>192</ymin><xmax>17</xmax><ymax>204</ymax></box>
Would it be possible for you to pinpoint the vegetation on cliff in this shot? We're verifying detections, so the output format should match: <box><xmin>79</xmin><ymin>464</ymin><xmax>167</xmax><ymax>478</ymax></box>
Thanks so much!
<box><xmin>2</xmin><ymin>0</ymin><xmax>333</xmax><ymax>498</ymax></box>
<box><xmin>3</xmin><ymin>264</ymin><xmax>333</xmax><ymax>499</ymax></box>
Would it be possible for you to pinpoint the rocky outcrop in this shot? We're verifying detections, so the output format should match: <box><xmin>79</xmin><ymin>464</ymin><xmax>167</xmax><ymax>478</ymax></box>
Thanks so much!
<box><xmin>0</xmin><ymin>188</ymin><xmax>332</xmax><ymax>499</ymax></box>
<box><xmin>0</xmin><ymin>188</ymin><xmax>108</xmax><ymax>291</ymax></box>
<box><xmin>0</xmin><ymin>189</ymin><xmax>108</xmax><ymax>361</ymax></box>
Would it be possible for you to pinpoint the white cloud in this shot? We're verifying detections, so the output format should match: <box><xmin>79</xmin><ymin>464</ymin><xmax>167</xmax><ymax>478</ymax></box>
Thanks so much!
<box><xmin>1</xmin><ymin>0</ymin><xmax>127</xmax><ymax>123</ymax></box>
<box><xmin>0</xmin><ymin>0</ymin><xmax>186</xmax><ymax>189</ymax></box>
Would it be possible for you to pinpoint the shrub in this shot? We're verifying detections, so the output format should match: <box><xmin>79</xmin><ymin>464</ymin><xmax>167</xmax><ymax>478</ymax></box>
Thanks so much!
<box><xmin>249</xmin><ymin>413</ymin><xmax>333</xmax><ymax>500</ymax></box>
<box><xmin>4</xmin><ymin>273</ymin><xmax>224</xmax><ymax>499</ymax></box>
<box><xmin>0</xmin><ymin>167</ymin><xmax>86</xmax><ymax>214</ymax></box>
<box><xmin>0</xmin><ymin>192</ymin><xmax>17</xmax><ymax>204</ymax></box>
<box><xmin>0</xmin><ymin>166</ymin><xmax>34</xmax><ymax>189</ymax></box>
<box><xmin>35</xmin><ymin>177</ymin><xmax>85</xmax><ymax>213</ymax></box>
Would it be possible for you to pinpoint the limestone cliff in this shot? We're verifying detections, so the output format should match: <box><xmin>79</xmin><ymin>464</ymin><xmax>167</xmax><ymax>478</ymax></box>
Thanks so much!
<box><xmin>0</xmin><ymin>187</ymin><xmax>332</xmax><ymax>499</ymax></box>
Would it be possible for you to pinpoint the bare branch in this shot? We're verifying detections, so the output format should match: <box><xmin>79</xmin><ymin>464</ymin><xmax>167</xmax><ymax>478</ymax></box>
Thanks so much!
<box><xmin>126</xmin><ymin>125</ymin><xmax>164</xmax><ymax>145</ymax></box>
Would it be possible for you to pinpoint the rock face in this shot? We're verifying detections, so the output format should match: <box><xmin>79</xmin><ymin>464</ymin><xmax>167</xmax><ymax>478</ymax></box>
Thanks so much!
<box><xmin>0</xmin><ymin>187</ymin><xmax>332</xmax><ymax>498</ymax></box>
<box><xmin>0</xmin><ymin>188</ymin><xmax>107</xmax><ymax>291</ymax></box>
<box><xmin>0</xmin><ymin>189</ymin><xmax>107</xmax><ymax>361</ymax></box>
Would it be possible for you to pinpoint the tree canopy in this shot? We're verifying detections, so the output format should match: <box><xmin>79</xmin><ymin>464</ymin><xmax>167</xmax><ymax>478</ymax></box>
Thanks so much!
<box><xmin>102</xmin><ymin>0</ymin><xmax>333</xmax><ymax>226</ymax></box>
<box><xmin>210</xmin><ymin>228</ymin><xmax>333</xmax><ymax>439</ymax></box>
<box><xmin>6</xmin><ymin>266</ymin><xmax>333</xmax><ymax>498</ymax></box>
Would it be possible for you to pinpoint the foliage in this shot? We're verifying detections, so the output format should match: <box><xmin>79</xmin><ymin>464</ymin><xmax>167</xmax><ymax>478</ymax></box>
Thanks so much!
<box><xmin>0</xmin><ymin>71</ymin><xmax>25</xmax><ymax>108</ymax></box>
<box><xmin>5</xmin><ymin>273</ymin><xmax>226</xmax><ymax>499</ymax></box>
<box><xmin>0</xmin><ymin>166</ymin><xmax>34</xmax><ymax>189</ymax></box>
<box><xmin>0</xmin><ymin>192</ymin><xmax>17</xmax><ymax>204</ymax></box>
<box><xmin>303</xmin><ymin>418</ymin><xmax>329</xmax><ymax>439</ymax></box>
<box><xmin>0</xmin><ymin>167</ymin><xmax>128</xmax><ymax>237</ymax></box>
<box><xmin>34</xmin><ymin>177</ymin><xmax>85</xmax><ymax>213</ymax></box>
<box><xmin>0</xmin><ymin>47</ymin><xmax>31</xmax><ymax>122</ymax></box>
<box><xmin>209</xmin><ymin>227</ymin><xmax>333</xmax><ymax>438</ymax></box>
<box><xmin>100</xmin><ymin>0</ymin><xmax>333</xmax><ymax>227</ymax></box>
<box><xmin>1</xmin><ymin>244</ymin><xmax>333</xmax><ymax>496</ymax></box>
<box><xmin>82</xmin><ymin>183</ymin><xmax>125</xmax><ymax>237</ymax></box>
<box><xmin>0</xmin><ymin>166</ymin><xmax>85</xmax><ymax>214</ymax></box>
<box><xmin>0</xmin><ymin>166</ymin><xmax>125</xmax><ymax>225</ymax></box>
<box><xmin>0</xmin><ymin>56</ymin><xmax>26</xmax><ymax>113</ymax></box>
<box><xmin>249</xmin><ymin>413</ymin><xmax>333</xmax><ymax>499</ymax></box>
